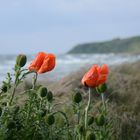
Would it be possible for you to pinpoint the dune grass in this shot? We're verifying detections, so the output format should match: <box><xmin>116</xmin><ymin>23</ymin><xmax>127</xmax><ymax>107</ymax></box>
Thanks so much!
<box><xmin>33</xmin><ymin>61</ymin><xmax>140</xmax><ymax>140</ymax></box>
<box><xmin>2</xmin><ymin>59</ymin><xmax>140</xmax><ymax>140</ymax></box>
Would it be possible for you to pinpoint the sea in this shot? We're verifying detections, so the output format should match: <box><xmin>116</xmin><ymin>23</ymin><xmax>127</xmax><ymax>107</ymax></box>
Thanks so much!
<box><xmin>0</xmin><ymin>53</ymin><xmax>140</xmax><ymax>83</ymax></box>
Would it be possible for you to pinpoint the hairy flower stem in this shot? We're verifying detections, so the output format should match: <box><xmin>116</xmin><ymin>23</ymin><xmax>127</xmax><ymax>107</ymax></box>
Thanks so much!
<box><xmin>26</xmin><ymin>72</ymin><xmax>38</xmax><ymax>125</ymax></box>
<box><xmin>77</xmin><ymin>103</ymin><xmax>80</xmax><ymax>124</ymax></box>
<box><xmin>9</xmin><ymin>70</ymin><xmax>19</xmax><ymax>105</ymax></box>
<box><xmin>32</xmin><ymin>72</ymin><xmax>38</xmax><ymax>90</ymax></box>
<box><xmin>85</xmin><ymin>88</ymin><xmax>91</xmax><ymax>129</ymax></box>
<box><xmin>101</xmin><ymin>93</ymin><xmax>106</xmax><ymax>110</ymax></box>
<box><xmin>9</xmin><ymin>70</ymin><xmax>34</xmax><ymax>106</ymax></box>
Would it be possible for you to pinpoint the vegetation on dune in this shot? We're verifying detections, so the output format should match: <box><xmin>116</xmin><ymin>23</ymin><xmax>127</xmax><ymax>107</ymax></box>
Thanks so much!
<box><xmin>43</xmin><ymin>61</ymin><xmax>140</xmax><ymax>140</ymax></box>
<box><xmin>0</xmin><ymin>52</ymin><xmax>140</xmax><ymax>140</ymax></box>
<box><xmin>0</xmin><ymin>53</ymin><xmax>112</xmax><ymax>140</ymax></box>
<box><xmin>68</xmin><ymin>36</ymin><xmax>140</xmax><ymax>54</ymax></box>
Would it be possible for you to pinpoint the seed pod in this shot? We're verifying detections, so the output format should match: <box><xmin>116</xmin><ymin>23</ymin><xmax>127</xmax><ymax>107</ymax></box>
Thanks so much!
<box><xmin>96</xmin><ymin>83</ymin><xmax>107</xmax><ymax>94</ymax></box>
<box><xmin>38</xmin><ymin>86</ymin><xmax>48</xmax><ymax>98</ymax></box>
<box><xmin>86</xmin><ymin>131</ymin><xmax>96</xmax><ymax>140</ymax></box>
<box><xmin>2</xmin><ymin>102</ymin><xmax>7</xmax><ymax>106</ymax></box>
<box><xmin>47</xmin><ymin>91</ymin><xmax>53</xmax><ymax>102</ymax></box>
<box><xmin>72</xmin><ymin>92</ymin><xmax>82</xmax><ymax>103</ymax></box>
<box><xmin>88</xmin><ymin>116</ymin><xmax>94</xmax><ymax>125</ymax></box>
<box><xmin>16</xmin><ymin>54</ymin><xmax>27</xmax><ymax>67</ymax></box>
<box><xmin>76</xmin><ymin>124</ymin><xmax>85</xmax><ymax>135</ymax></box>
<box><xmin>95</xmin><ymin>114</ymin><xmax>105</xmax><ymax>126</ymax></box>
<box><xmin>7</xmin><ymin>120</ymin><xmax>16</xmax><ymax>129</ymax></box>
<box><xmin>46</xmin><ymin>114</ymin><xmax>55</xmax><ymax>125</ymax></box>
<box><xmin>39</xmin><ymin>109</ymin><xmax>47</xmax><ymax>117</ymax></box>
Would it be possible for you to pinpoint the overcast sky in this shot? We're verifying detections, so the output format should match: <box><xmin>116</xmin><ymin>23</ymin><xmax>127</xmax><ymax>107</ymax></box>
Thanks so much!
<box><xmin>0</xmin><ymin>0</ymin><xmax>140</xmax><ymax>54</ymax></box>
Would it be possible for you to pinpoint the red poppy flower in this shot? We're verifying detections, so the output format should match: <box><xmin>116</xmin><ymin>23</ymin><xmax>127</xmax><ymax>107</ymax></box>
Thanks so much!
<box><xmin>81</xmin><ymin>64</ymin><xmax>109</xmax><ymax>88</ymax></box>
<box><xmin>28</xmin><ymin>52</ymin><xmax>56</xmax><ymax>74</ymax></box>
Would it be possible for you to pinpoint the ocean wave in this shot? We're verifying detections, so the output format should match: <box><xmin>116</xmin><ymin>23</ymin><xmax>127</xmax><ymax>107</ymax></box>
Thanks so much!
<box><xmin>57</xmin><ymin>54</ymin><xmax>140</xmax><ymax>65</ymax></box>
<box><xmin>0</xmin><ymin>53</ymin><xmax>140</xmax><ymax>82</ymax></box>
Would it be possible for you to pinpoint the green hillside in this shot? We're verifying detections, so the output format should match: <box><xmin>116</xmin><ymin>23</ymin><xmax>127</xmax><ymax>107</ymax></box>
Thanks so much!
<box><xmin>68</xmin><ymin>36</ymin><xmax>140</xmax><ymax>54</ymax></box>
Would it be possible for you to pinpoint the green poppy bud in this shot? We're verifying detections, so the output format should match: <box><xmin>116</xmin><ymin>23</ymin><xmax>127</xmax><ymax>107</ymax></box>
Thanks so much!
<box><xmin>2</xmin><ymin>102</ymin><xmax>7</xmax><ymax>106</ymax></box>
<box><xmin>46</xmin><ymin>114</ymin><xmax>55</xmax><ymax>125</ymax></box>
<box><xmin>16</xmin><ymin>54</ymin><xmax>27</xmax><ymax>67</ymax></box>
<box><xmin>1</xmin><ymin>84</ymin><xmax>8</xmax><ymax>93</ymax></box>
<box><xmin>7</xmin><ymin>120</ymin><xmax>16</xmax><ymax>129</ymax></box>
<box><xmin>72</xmin><ymin>92</ymin><xmax>82</xmax><ymax>103</ymax></box>
<box><xmin>0</xmin><ymin>107</ymin><xmax>2</xmax><ymax>116</ymax></box>
<box><xmin>95</xmin><ymin>114</ymin><xmax>105</xmax><ymax>126</ymax></box>
<box><xmin>88</xmin><ymin>116</ymin><xmax>94</xmax><ymax>126</ymax></box>
<box><xmin>47</xmin><ymin>91</ymin><xmax>53</xmax><ymax>102</ymax></box>
<box><xmin>76</xmin><ymin>124</ymin><xmax>85</xmax><ymax>135</ymax></box>
<box><xmin>96</xmin><ymin>83</ymin><xmax>107</xmax><ymax>94</ymax></box>
<box><xmin>38</xmin><ymin>87</ymin><xmax>48</xmax><ymax>98</ymax></box>
<box><xmin>39</xmin><ymin>109</ymin><xmax>47</xmax><ymax>117</ymax></box>
<box><xmin>86</xmin><ymin>131</ymin><xmax>96</xmax><ymax>140</ymax></box>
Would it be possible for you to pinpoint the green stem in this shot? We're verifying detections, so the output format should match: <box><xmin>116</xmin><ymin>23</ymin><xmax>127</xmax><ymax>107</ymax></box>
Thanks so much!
<box><xmin>101</xmin><ymin>93</ymin><xmax>106</xmax><ymax>110</ymax></box>
<box><xmin>85</xmin><ymin>88</ymin><xmax>91</xmax><ymax>129</ymax></box>
<box><xmin>9</xmin><ymin>70</ymin><xmax>34</xmax><ymax>105</ymax></box>
<box><xmin>9</xmin><ymin>72</ymin><xmax>19</xmax><ymax>105</ymax></box>
<box><xmin>32</xmin><ymin>72</ymin><xmax>38</xmax><ymax>90</ymax></box>
<box><xmin>77</xmin><ymin>103</ymin><xmax>80</xmax><ymax>124</ymax></box>
<box><xmin>47</xmin><ymin>101</ymin><xmax>51</xmax><ymax>113</ymax></box>
<box><xmin>26</xmin><ymin>72</ymin><xmax>38</xmax><ymax>125</ymax></box>
<box><xmin>79</xmin><ymin>134</ymin><xmax>81</xmax><ymax>140</ymax></box>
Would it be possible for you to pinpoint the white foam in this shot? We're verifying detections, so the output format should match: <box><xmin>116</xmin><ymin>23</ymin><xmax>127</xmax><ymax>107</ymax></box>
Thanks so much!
<box><xmin>0</xmin><ymin>54</ymin><xmax>140</xmax><ymax>82</ymax></box>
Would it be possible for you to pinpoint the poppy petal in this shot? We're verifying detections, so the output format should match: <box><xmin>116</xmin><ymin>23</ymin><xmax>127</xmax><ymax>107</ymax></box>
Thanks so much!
<box><xmin>38</xmin><ymin>54</ymin><xmax>55</xmax><ymax>74</ymax></box>
<box><xmin>100</xmin><ymin>64</ymin><xmax>109</xmax><ymax>74</ymax></box>
<box><xmin>81</xmin><ymin>65</ymin><xmax>99</xmax><ymax>87</ymax></box>
<box><xmin>28</xmin><ymin>52</ymin><xmax>47</xmax><ymax>72</ymax></box>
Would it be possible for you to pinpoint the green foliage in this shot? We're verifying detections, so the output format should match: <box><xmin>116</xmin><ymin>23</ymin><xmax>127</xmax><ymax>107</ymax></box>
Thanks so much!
<box><xmin>68</xmin><ymin>36</ymin><xmax>140</xmax><ymax>54</ymax></box>
<box><xmin>85</xmin><ymin>131</ymin><xmax>96</xmax><ymax>140</ymax></box>
<box><xmin>0</xmin><ymin>54</ymin><xmax>123</xmax><ymax>140</ymax></box>
<box><xmin>87</xmin><ymin>116</ymin><xmax>94</xmax><ymax>126</ymax></box>
<box><xmin>96</xmin><ymin>83</ymin><xmax>107</xmax><ymax>94</ymax></box>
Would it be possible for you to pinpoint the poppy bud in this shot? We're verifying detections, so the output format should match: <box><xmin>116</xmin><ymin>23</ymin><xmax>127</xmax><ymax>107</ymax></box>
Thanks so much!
<box><xmin>38</xmin><ymin>87</ymin><xmax>48</xmax><ymax>98</ymax></box>
<box><xmin>47</xmin><ymin>91</ymin><xmax>53</xmax><ymax>102</ymax></box>
<box><xmin>1</xmin><ymin>84</ymin><xmax>8</xmax><ymax>93</ymax></box>
<box><xmin>1</xmin><ymin>102</ymin><xmax>8</xmax><ymax>107</ymax></box>
<box><xmin>7</xmin><ymin>120</ymin><xmax>16</xmax><ymax>129</ymax></box>
<box><xmin>0</xmin><ymin>107</ymin><xmax>2</xmax><ymax>116</ymax></box>
<box><xmin>2</xmin><ymin>102</ymin><xmax>7</xmax><ymax>106</ymax></box>
<box><xmin>39</xmin><ymin>109</ymin><xmax>47</xmax><ymax>117</ymax></box>
<box><xmin>16</xmin><ymin>54</ymin><xmax>27</xmax><ymax>67</ymax></box>
<box><xmin>96</xmin><ymin>83</ymin><xmax>107</xmax><ymax>94</ymax></box>
<box><xmin>72</xmin><ymin>92</ymin><xmax>82</xmax><ymax>104</ymax></box>
<box><xmin>46</xmin><ymin>114</ymin><xmax>55</xmax><ymax>125</ymax></box>
<box><xmin>88</xmin><ymin>116</ymin><xmax>94</xmax><ymax>126</ymax></box>
<box><xmin>76</xmin><ymin>124</ymin><xmax>85</xmax><ymax>135</ymax></box>
<box><xmin>86</xmin><ymin>131</ymin><xmax>96</xmax><ymax>140</ymax></box>
<box><xmin>95</xmin><ymin>114</ymin><xmax>105</xmax><ymax>126</ymax></box>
